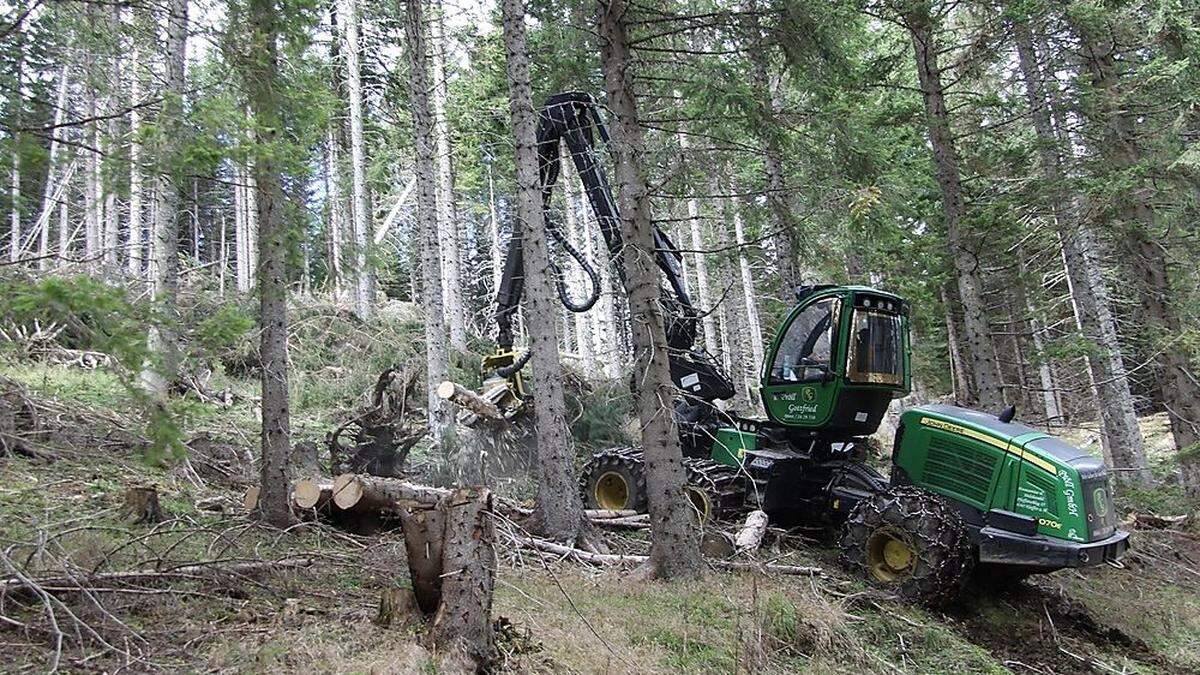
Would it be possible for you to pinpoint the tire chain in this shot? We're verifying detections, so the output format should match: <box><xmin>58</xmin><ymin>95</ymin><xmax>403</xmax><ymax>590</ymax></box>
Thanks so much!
<box><xmin>578</xmin><ymin>448</ymin><xmax>748</xmax><ymax>520</ymax></box>
<box><xmin>578</xmin><ymin>447</ymin><xmax>647</xmax><ymax>510</ymax></box>
<box><xmin>839</xmin><ymin>484</ymin><xmax>974</xmax><ymax>605</ymax></box>
<box><xmin>683</xmin><ymin>457</ymin><xmax>747</xmax><ymax>522</ymax></box>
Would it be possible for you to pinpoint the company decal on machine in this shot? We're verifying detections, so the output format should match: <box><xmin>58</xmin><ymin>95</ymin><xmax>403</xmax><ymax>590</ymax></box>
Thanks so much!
<box><xmin>1016</xmin><ymin>484</ymin><xmax>1048</xmax><ymax>512</ymax></box>
<box><xmin>918</xmin><ymin>417</ymin><xmax>1057</xmax><ymax>473</ymax></box>
<box><xmin>1059</xmin><ymin>469</ymin><xmax>1080</xmax><ymax>519</ymax></box>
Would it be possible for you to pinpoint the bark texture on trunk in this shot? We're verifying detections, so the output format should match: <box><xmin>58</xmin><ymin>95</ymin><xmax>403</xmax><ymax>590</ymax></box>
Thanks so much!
<box><xmin>430</xmin><ymin>0</ymin><xmax>466</xmax><ymax>352</ymax></box>
<box><xmin>405</xmin><ymin>0</ymin><xmax>453</xmax><ymax>444</ymax></box>
<box><xmin>35</xmin><ymin>66</ymin><xmax>69</xmax><ymax>270</ymax></box>
<box><xmin>501</xmin><ymin>0</ymin><xmax>586</xmax><ymax>542</ymax></box>
<box><xmin>8</xmin><ymin>34</ymin><xmax>23</xmax><ymax>264</ymax></box>
<box><xmin>1071</xmin><ymin>17</ymin><xmax>1199</xmax><ymax>490</ymax></box>
<box><xmin>600</xmin><ymin>0</ymin><xmax>701</xmax><ymax>579</ymax></box>
<box><xmin>1011</xmin><ymin>19</ymin><xmax>1148</xmax><ymax>477</ymax></box>
<box><xmin>141</xmin><ymin>0</ymin><xmax>187</xmax><ymax>400</ymax></box>
<box><xmin>398</xmin><ymin>487</ymin><xmax>496</xmax><ymax>668</ymax></box>
<box><xmin>343</xmin><ymin>0</ymin><xmax>372</xmax><ymax>319</ymax></box>
<box><xmin>906</xmin><ymin>9</ymin><xmax>1005</xmax><ymax>412</ymax></box>
<box><xmin>128</xmin><ymin>48</ymin><xmax>144</xmax><ymax>276</ymax></box>
<box><xmin>246</xmin><ymin>0</ymin><xmax>293</xmax><ymax>528</ymax></box>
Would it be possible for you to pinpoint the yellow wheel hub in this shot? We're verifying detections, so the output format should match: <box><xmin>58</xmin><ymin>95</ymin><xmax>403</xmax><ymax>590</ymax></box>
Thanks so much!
<box><xmin>594</xmin><ymin>471</ymin><xmax>630</xmax><ymax>510</ymax></box>
<box><xmin>684</xmin><ymin>486</ymin><xmax>712</xmax><ymax>524</ymax></box>
<box><xmin>866</xmin><ymin>527</ymin><xmax>917</xmax><ymax>582</ymax></box>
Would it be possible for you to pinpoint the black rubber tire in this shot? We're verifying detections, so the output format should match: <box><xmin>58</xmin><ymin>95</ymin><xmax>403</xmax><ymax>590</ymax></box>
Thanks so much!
<box><xmin>839</xmin><ymin>485</ymin><xmax>974</xmax><ymax>606</ymax></box>
<box><xmin>579</xmin><ymin>448</ymin><xmax>648</xmax><ymax>512</ymax></box>
<box><xmin>683</xmin><ymin>458</ymin><xmax>746</xmax><ymax>523</ymax></box>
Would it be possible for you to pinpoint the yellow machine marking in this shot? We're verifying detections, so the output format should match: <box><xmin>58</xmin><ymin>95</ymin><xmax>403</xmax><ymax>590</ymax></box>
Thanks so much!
<box><xmin>918</xmin><ymin>417</ymin><xmax>1056</xmax><ymax>473</ymax></box>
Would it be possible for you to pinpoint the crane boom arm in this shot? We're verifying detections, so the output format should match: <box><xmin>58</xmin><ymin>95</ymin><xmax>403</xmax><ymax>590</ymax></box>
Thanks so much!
<box><xmin>492</xmin><ymin>92</ymin><xmax>733</xmax><ymax>403</ymax></box>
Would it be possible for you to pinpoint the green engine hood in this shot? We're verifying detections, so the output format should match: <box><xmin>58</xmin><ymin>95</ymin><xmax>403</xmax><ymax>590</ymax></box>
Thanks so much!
<box><xmin>896</xmin><ymin>405</ymin><xmax>1116</xmax><ymax>543</ymax></box>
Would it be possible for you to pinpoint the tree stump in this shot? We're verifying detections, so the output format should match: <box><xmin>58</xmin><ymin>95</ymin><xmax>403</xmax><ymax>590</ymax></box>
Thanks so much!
<box><xmin>376</xmin><ymin>587</ymin><xmax>420</xmax><ymax>628</ymax></box>
<box><xmin>397</xmin><ymin>486</ymin><xmax>496</xmax><ymax>668</ymax></box>
<box><xmin>123</xmin><ymin>487</ymin><xmax>163</xmax><ymax>524</ymax></box>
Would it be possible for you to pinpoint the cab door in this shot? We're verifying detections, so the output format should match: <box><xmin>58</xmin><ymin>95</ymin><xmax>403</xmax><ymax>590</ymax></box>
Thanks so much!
<box><xmin>761</xmin><ymin>295</ymin><xmax>843</xmax><ymax>427</ymax></box>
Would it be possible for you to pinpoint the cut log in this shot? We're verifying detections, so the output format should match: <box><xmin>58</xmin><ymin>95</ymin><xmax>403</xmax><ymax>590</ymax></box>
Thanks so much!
<box><xmin>734</xmin><ymin>510</ymin><xmax>769</xmax><ymax>554</ymax></box>
<box><xmin>331</xmin><ymin>473</ymin><xmax>451</xmax><ymax>511</ymax></box>
<box><xmin>1129</xmin><ymin>512</ymin><xmax>1189</xmax><ymax>530</ymax></box>
<box><xmin>584</xmin><ymin>509</ymin><xmax>639</xmax><ymax>519</ymax></box>
<box><xmin>292</xmin><ymin>479</ymin><xmax>332</xmax><ymax>510</ymax></box>
<box><xmin>437</xmin><ymin>380</ymin><xmax>504</xmax><ymax>422</ymax></box>
<box><xmin>123</xmin><ymin>486</ymin><xmax>163</xmax><ymax>524</ymax></box>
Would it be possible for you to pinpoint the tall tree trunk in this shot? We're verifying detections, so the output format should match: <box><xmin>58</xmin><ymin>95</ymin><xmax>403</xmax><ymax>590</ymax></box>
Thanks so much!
<box><xmin>905</xmin><ymin>8</ymin><xmax>1005</xmax><ymax>411</ymax></box>
<box><xmin>1069</xmin><ymin>16</ymin><xmax>1198</xmax><ymax>489</ymax></box>
<box><xmin>729</xmin><ymin>184</ymin><xmax>765</xmax><ymax>372</ymax></box>
<box><xmin>140</xmin><ymin>0</ymin><xmax>187</xmax><ymax>399</ymax></box>
<box><xmin>325</xmin><ymin>128</ymin><xmax>345</xmax><ymax>291</ymax></box>
<box><xmin>103</xmin><ymin>25</ymin><xmax>122</xmax><ymax>268</ymax></box>
<box><xmin>430</xmin><ymin>0</ymin><xmax>467</xmax><ymax>351</ymax></box>
<box><xmin>8</xmin><ymin>39</ymin><xmax>21</xmax><ymax>263</ymax></box>
<box><xmin>600</xmin><ymin>0</ymin><xmax>701</xmax><ymax>579</ymax></box>
<box><xmin>128</xmin><ymin>50</ymin><xmax>144</xmax><ymax>277</ymax></box>
<box><xmin>1011</xmin><ymin>18</ymin><xmax>1147</xmax><ymax>476</ymax></box>
<box><xmin>501</xmin><ymin>0</ymin><xmax>586</xmax><ymax>542</ymax></box>
<box><xmin>405</xmin><ymin>0</ymin><xmax>453</xmax><ymax>444</ymax></box>
<box><xmin>581</xmin><ymin>186</ymin><xmax>620</xmax><ymax>378</ymax></box>
<box><xmin>246</xmin><ymin>157</ymin><xmax>259</xmax><ymax>286</ymax></box>
<box><xmin>234</xmin><ymin>165</ymin><xmax>249</xmax><ymax>292</ymax></box>
<box><xmin>36</xmin><ymin>66</ymin><xmax>70</xmax><ymax>270</ymax></box>
<box><xmin>676</xmin><ymin>130</ymin><xmax>718</xmax><ymax>357</ymax></box>
<box><xmin>564</xmin><ymin>169</ymin><xmax>595</xmax><ymax>375</ymax></box>
<box><xmin>742</xmin><ymin>5</ymin><xmax>799</xmax><ymax>291</ymax></box>
<box><xmin>942</xmin><ymin>284</ymin><xmax>973</xmax><ymax>403</ymax></box>
<box><xmin>488</xmin><ymin>163</ymin><xmax>503</xmax><ymax>297</ymax></box>
<box><xmin>244</xmin><ymin>0</ymin><xmax>293</xmax><ymax>527</ymax></box>
<box><xmin>326</xmin><ymin>1</ymin><xmax>346</xmax><ymax>295</ymax></box>
<box><xmin>714</xmin><ymin>208</ymin><xmax>752</xmax><ymax>410</ymax></box>
<box><xmin>343</xmin><ymin>0</ymin><xmax>372</xmax><ymax>319</ymax></box>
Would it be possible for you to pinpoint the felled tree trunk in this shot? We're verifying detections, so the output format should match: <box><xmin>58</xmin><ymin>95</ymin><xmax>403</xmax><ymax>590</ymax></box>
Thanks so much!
<box><xmin>436</xmin><ymin>381</ymin><xmax>504</xmax><ymax>423</ymax></box>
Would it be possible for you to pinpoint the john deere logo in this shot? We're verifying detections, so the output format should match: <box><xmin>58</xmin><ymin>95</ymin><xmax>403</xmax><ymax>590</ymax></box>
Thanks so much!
<box><xmin>1093</xmin><ymin>488</ymin><xmax>1109</xmax><ymax>518</ymax></box>
<box><xmin>802</xmin><ymin>387</ymin><xmax>816</xmax><ymax>403</ymax></box>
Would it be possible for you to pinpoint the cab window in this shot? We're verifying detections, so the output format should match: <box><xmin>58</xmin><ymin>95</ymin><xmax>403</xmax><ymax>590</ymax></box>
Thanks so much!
<box><xmin>769</xmin><ymin>298</ymin><xmax>840</xmax><ymax>384</ymax></box>
<box><xmin>847</xmin><ymin>309</ymin><xmax>903</xmax><ymax>384</ymax></box>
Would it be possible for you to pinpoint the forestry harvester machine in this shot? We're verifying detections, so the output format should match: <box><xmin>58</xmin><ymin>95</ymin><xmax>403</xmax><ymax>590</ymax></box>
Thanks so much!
<box><xmin>479</xmin><ymin>92</ymin><xmax>1129</xmax><ymax>603</ymax></box>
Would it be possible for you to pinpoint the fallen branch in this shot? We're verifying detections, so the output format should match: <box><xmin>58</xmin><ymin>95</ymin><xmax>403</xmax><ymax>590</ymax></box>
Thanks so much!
<box><xmin>0</xmin><ymin>556</ymin><xmax>315</xmax><ymax>597</ymax></box>
<box><xmin>513</xmin><ymin>536</ymin><xmax>824</xmax><ymax>576</ymax></box>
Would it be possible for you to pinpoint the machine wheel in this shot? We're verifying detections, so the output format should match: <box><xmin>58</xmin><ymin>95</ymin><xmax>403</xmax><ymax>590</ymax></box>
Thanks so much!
<box><xmin>580</xmin><ymin>448</ymin><xmax>648</xmax><ymax>512</ymax></box>
<box><xmin>839</xmin><ymin>485</ymin><xmax>974</xmax><ymax>605</ymax></box>
<box><xmin>683</xmin><ymin>459</ymin><xmax>746</xmax><ymax>523</ymax></box>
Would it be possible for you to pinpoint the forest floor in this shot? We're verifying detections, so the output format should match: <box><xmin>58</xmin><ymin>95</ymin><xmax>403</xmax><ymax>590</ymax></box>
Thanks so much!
<box><xmin>2</xmin><ymin>336</ymin><xmax>1199</xmax><ymax>673</ymax></box>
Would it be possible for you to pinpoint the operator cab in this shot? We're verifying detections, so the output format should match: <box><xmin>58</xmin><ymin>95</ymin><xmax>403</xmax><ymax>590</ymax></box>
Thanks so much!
<box><xmin>761</xmin><ymin>286</ymin><xmax>910</xmax><ymax>437</ymax></box>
